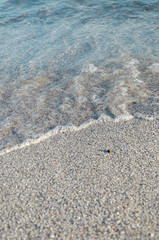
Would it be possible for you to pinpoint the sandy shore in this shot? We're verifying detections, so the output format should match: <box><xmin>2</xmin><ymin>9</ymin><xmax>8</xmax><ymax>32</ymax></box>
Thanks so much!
<box><xmin>0</xmin><ymin>119</ymin><xmax>159</xmax><ymax>239</ymax></box>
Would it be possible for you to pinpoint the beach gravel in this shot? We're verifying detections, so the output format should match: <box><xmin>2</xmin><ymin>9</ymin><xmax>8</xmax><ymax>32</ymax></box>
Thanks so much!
<box><xmin>0</xmin><ymin>119</ymin><xmax>159</xmax><ymax>239</ymax></box>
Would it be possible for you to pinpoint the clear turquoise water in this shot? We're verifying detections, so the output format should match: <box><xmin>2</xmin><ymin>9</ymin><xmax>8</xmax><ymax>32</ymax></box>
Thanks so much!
<box><xmin>0</xmin><ymin>0</ymin><xmax>159</xmax><ymax>152</ymax></box>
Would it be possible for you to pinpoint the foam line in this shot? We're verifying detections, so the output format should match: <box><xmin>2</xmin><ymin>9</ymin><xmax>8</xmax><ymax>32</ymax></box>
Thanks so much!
<box><xmin>0</xmin><ymin>114</ymin><xmax>135</xmax><ymax>156</ymax></box>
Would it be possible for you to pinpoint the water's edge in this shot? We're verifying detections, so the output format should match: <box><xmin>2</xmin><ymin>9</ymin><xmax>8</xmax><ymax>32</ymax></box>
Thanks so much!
<box><xmin>1</xmin><ymin>116</ymin><xmax>158</xmax><ymax>157</ymax></box>
<box><xmin>0</xmin><ymin>0</ymin><xmax>159</xmax><ymax>155</ymax></box>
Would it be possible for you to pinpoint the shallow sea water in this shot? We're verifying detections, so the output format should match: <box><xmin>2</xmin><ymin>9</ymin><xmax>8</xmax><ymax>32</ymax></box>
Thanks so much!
<box><xmin>0</xmin><ymin>0</ymin><xmax>159</xmax><ymax>153</ymax></box>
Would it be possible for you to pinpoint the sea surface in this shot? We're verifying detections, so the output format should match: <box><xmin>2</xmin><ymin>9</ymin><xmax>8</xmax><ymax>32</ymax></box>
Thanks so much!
<box><xmin>0</xmin><ymin>0</ymin><xmax>159</xmax><ymax>154</ymax></box>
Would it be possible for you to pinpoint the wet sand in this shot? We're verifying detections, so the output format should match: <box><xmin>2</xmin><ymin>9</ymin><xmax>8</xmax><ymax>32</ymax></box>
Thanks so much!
<box><xmin>0</xmin><ymin>119</ymin><xmax>159</xmax><ymax>239</ymax></box>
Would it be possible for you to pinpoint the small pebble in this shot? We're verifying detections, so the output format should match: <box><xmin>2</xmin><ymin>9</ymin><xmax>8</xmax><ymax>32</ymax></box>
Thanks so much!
<box><xmin>107</xmin><ymin>149</ymin><xmax>112</xmax><ymax>153</ymax></box>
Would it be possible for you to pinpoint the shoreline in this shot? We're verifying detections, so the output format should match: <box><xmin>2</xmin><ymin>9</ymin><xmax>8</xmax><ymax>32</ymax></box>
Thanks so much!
<box><xmin>1</xmin><ymin>114</ymin><xmax>157</xmax><ymax>157</ymax></box>
<box><xmin>0</xmin><ymin>119</ymin><xmax>159</xmax><ymax>239</ymax></box>
<box><xmin>0</xmin><ymin>114</ymin><xmax>132</xmax><ymax>157</ymax></box>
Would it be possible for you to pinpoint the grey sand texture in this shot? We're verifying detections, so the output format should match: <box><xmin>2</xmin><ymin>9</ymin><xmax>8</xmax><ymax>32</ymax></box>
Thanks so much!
<box><xmin>0</xmin><ymin>119</ymin><xmax>159</xmax><ymax>239</ymax></box>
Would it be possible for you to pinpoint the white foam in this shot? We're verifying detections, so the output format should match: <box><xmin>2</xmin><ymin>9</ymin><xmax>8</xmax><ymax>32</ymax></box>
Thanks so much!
<box><xmin>82</xmin><ymin>63</ymin><xmax>98</xmax><ymax>73</ymax></box>
<box><xmin>127</xmin><ymin>59</ymin><xmax>140</xmax><ymax>66</ymax></box>
<box><xmin>148</xmin><ymin>63</ymin><xmax>159</xmax><ymax>73</ymax></box>
<box><xmin>134</xmin><ymin>112</ymin><xmax>158</xmax><ymax>121</ymax></box>
<box><xmin>131</xmin><ymin>69</ymin><xmax>140</xmax><ymax>78</ymax></box>
<box><xmin>1</xmin><ymin>107</ymin><xmax>157</xmax><ymax>157</ymax></box>
<box><xmin>114</xmin><ymin>113</ymin><xmax>134</xmax><ymax>122</ymax></box>
<box><xmin>0</xmin><ymin>113</ymin><xmax>132</xmax><ymax>156</ymax></box>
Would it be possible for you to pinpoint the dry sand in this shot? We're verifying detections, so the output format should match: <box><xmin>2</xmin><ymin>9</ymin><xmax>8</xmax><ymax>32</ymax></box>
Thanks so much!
<box><xmin>0</xmin><ymin>119</ymin><xmax>159</xmax><ymax>240</ymax></box>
